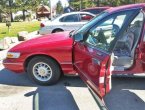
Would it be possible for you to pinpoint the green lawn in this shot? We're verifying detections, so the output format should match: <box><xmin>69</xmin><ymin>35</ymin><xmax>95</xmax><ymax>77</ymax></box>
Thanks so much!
<box><xmin>0</xmin><ymin>21</ymin><xmax>40</xmax><ymax>39</ymax></box>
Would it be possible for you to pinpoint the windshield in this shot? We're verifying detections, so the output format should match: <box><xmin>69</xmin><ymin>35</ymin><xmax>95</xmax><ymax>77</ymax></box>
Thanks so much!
<box><xmin>74</xmin><ymin>12</ymin><xmax>109</xmax><ymax>34</ymax></box>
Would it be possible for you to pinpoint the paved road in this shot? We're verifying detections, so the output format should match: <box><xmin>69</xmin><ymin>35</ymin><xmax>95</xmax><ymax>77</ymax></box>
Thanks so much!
<box><xmin>1</xmin><ymin>64</ymin><xmax>145</xmax><ymax>110</ymax></box>
<box><xmin>104</xmin><ymin>77</ymin><xmax>145</xmax><ymax>110</ymax></box>
<box><xmin>0</xmin><ymin>65</ymin><xmax>100</xmax><ymax>110</ymax></box>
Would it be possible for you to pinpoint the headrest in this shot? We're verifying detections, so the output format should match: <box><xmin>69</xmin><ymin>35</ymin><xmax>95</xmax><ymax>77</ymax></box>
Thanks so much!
<box><xmin>133</xmin><ymin>21</ymin><xmax>142</xmax><ymax>27</ymax></box>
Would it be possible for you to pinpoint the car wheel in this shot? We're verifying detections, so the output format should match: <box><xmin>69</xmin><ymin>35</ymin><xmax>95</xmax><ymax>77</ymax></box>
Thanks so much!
<box><xmin>52</xmin><ymin>29</ymin><xmax>63</xmax><ymax>33</ymax></box>
<box><xmin>27</xmin><ymin>56</ymin><xmax>61</xmax><ymax>85</ymax></box>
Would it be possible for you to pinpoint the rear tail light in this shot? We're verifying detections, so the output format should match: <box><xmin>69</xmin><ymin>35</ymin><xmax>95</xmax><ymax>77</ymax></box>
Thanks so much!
<box><xmin>40</xmin><ymin>23</ymin><xmax>45</xmax><ymax>27</ymax></box>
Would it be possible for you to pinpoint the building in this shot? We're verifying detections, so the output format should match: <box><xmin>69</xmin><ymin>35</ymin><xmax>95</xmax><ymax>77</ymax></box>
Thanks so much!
<box><xmin>36</xmin><ymin>5</ymin><xmax>50</xmax><ymax>19</ymax></box>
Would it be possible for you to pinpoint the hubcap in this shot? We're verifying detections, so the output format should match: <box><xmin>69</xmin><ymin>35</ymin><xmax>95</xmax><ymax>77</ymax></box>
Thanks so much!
<box><xmin>33</xmin><ymin>62</ymin><xmax>52</xmax><ymax>82</ymax></box>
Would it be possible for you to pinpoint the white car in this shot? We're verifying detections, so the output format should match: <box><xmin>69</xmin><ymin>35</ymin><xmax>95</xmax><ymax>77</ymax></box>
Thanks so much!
<box><xmin>38</xmin><ymin>12</ymin><xmax>95</xmax><ymax>35</ymax></box>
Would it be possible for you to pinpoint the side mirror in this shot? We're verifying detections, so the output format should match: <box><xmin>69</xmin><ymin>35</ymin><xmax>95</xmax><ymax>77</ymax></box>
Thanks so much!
<box><xmin>73</xmin><ymin>33</ymin><xmax>84</xmax><ymax>42</ymax></box>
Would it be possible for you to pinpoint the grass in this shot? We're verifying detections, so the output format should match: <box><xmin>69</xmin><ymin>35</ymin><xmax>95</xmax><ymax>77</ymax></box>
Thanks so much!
<box><xmin>0</xmin><ymin>21</ymin><xmax>40</xmax><ymax>39</ymax></box>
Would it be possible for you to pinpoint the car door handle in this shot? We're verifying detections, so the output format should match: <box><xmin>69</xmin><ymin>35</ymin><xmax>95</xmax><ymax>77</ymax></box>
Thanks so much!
<box><xmin>92</xmin><ymin>58</ymin><xmax>101</xmax><ymax>65</ymax></box>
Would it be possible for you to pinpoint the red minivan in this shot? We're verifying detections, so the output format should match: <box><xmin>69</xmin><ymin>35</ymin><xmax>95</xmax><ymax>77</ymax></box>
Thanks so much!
<box><xmin>3</xmin><ymin>3</ymin><xmax>145</xmax><ymax>109</ymax></box>
<box><xmin>81</xmin><ymin>7</ymin><xmax>110</xmax><ymax>15</ymax></box>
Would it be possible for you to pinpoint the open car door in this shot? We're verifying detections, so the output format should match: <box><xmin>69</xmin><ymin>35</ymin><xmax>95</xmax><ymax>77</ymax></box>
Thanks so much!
<box><xmin>73</xmin><ymin>41</ymin><xmax>112</xmax><ymax>109</ymax></box>
<box><xmin>72</xmin><ymin>9</ymin><xmax>140</xmax><ymax>109</ymax></box>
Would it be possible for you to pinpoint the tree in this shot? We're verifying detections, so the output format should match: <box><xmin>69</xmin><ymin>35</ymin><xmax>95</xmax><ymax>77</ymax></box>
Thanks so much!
<box><xmin>8</xmin><ymin>0</ymin><xmax>14</xmax><ymax>22</ymax></box>
<box><xmin>0</xmin><ymin>0</ymin><xmax>144</xmax><ymax>22</ymax></box>
<box><xmin>0</xmin><ymin>0</ymin><xmax>6</xmax><ymax>22</ymax></box>
<box><xmin>56</xmin><ymin>1</ymin><xmax>63</xmax><ymax>14</ymax></box>
<box><xmin>70</xmin><ymin>0</ymin><xmax>96</xmax><ymax>10</ymax></box>
<box><xmin>0</xmin><ymin>0</ymin><xmax>14</xmax><ymax>22</ymax></box>
<box><xmin>14</xmin><ymin>0</ymin><xmax>42</xmax><ymax>21</ymax></box>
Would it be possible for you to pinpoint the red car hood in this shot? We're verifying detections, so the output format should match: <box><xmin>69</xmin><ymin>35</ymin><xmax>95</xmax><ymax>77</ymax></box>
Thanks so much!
<box><xmin>10</xmin><ymin>31</ymin><xmax>72</xmax><ymax>51</ymax></box>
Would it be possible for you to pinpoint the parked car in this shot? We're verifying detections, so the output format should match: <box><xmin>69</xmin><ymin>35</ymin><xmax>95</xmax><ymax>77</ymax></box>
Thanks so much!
<box><xmin>3</xmin><ymin>3</ymin><xmax>145</xmax><ymax>109</ymax></box>
<box><xmin>38</xmin><ymin>12</ymin><xmax>95</xmax><ymax>35</ymax></box>
<box><xmin>81</xmin><ymin>6</ymin><xmax>110</xmax><ymax>15</ymax></box>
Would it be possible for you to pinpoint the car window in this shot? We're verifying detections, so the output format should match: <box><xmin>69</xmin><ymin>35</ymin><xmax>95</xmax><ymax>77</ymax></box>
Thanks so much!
<box><xmin>114</xmin><ymin>11</ymin><xmax>144</xmax><ymax>55</ymax></box>
<box><xmin>130</xmin><ymin>12</ymin><xmax>144</xmax><ymax>27</ymax></box>
<box><xmin>85</xmin><ymin>12</ymin><xmax>132</xmax><ymax>53</ymax></box>
<box><xmin>128</xmin><ymin>12</ymin><xmax>144</xmax><ymax>42</ymax></box>
<box><xmin>60</xmin><ymin>14</ymin><xmax>79</xmax><ymax>22</ymax></box>
<box><xmin>74</xmin><ymin>12</ymin><xmax>108</xmax><ymax>34</ymax></box>
<box><xmin>102</xmin><ymin>15</ymin><xmax>126</xmax><ymax>28</ymax></box>
<box><xmin>113</xmin><ymin>15</ymin><xmax>126</xmax><ymax>28</ymax></box>
<box><xmin>80</xmin><ymin>14</ymin><xmax>94</xmax><ymax>22</ymax></box>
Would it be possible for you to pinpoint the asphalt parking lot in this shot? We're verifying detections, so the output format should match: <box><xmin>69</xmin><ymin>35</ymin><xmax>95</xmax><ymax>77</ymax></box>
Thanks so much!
<box><xmin>104</xmin><ymin>76</ymin><xmax>145</xmax><ymax>110</ymax></box>
<box><xmin>1</xmin><ymin>63</ymin><xmax>145</xmax><ymax>110</ymax></box>
<box><xmin>0</xmin><ymin>64</ymin><xmax>100</xmax><ymax>110</ymax></box>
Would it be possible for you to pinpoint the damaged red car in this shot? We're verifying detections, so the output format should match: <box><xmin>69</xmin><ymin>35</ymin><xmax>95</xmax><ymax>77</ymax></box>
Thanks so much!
<box><xmin>3</xmin><ymin>3</ymin><xmax>145</xmax><ymax>109</ymax></box>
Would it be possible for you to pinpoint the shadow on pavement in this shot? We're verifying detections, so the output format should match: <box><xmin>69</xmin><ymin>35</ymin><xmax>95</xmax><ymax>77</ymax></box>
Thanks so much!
<box><xmin>0</xmin><ymin>68</ymin><xmax>86</xmax><ymax>110</ymax></box>
<box><xmin>25</xmin><ymin>86</ymin><xmax>80</xmax><ymax>110</ymax></box>
<box><xmin>104</xmin><ymin>77</ymin><xmax>145</xmax><ymax>110</ymax></box>
<box><xmin>0</xmin><ymin>68</ymin><xmax>86</xmax><ymax>87</ymax></box>
<box><xmin>0</xmin><ymin>69</ymin><xmax>35</xmax><ymax>86</ymax></box>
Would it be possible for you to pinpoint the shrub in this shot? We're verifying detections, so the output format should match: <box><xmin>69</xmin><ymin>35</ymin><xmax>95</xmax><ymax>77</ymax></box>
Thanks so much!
<box><xmin>14</xmin><ymin>14</ymin><xmax>23</xmax><ymax>22</ymax></box>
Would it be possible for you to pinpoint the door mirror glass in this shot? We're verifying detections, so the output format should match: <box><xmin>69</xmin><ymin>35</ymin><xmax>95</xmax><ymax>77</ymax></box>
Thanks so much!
<box><xmin>73</xmin><ymin>33</ymin><xmax>84</xmax><ymax>42</ymax></box>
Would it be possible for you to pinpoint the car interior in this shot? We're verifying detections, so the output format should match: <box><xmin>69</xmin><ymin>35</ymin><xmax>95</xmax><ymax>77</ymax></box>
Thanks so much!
<box><xmin>112</xmin><ymin>19</ymin><xmax>143</xmax><ymax>70</ymax></box>
<box><xmin>86</xmin><ymin>12</ymin><xmax>144</xmax><ymax>71</ymax></box>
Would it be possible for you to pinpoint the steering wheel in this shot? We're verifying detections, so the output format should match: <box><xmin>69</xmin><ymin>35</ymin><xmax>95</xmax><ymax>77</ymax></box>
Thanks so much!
<box><xmin>88</xmin><ymin>32</ymin><xmax>98</xmax><ymax>46</ymax></box>
<box><xmin>88</xmin><ymin>29</ymin><xmax>108</xmax><ymax>47</ymax></box>
<box><xmin>112</xmin><ymin>24</ymin><xmax>120</xmax><ymax>36</ymax></box>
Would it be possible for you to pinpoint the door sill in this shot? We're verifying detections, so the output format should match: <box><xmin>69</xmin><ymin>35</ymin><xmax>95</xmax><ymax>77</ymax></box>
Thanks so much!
<box><xmin>112</xmin><ymin>73</ymin><xmax>145</xmax><ymax>77</ymax></box>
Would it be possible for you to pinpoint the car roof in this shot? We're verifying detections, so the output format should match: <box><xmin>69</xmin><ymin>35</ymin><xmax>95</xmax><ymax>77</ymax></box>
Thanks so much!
<box><xmin>82</xmin><ymin>6</ymin><xmax>110</xmax><ymax>10</ymax></box>
<box><xmin>107</xmin><ymin>3</ymin><xmax>145</xmax><ymax>13</ymax></box>
<box><xmin>60</xmin><ymin>11</ymin><xmax>96</xmax><ymax>16</ymax></box>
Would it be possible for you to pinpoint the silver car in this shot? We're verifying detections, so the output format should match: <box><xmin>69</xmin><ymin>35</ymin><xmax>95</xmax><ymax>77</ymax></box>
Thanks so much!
<box><xmin>38</xmin><ymin>12</ymin><xmax>95</xmax><ymax>35</ymax></box>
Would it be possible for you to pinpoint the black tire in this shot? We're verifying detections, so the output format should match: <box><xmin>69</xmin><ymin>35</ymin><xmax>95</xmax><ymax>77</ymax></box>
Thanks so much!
<box><xmin>52</xmin><ymin>29</ymin><xmax>63</xmax><ymax>33</ymax></box>
<box><xmin>27</xmin><ymin>56</ymin><xmax>61</xmax><ymax>85</ymax></box>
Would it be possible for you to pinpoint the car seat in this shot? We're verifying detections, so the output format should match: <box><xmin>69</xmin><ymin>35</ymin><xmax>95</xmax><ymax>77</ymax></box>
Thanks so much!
<box><xmin>112</xmin><ymin>20</ymin><xmax>143</xmax><ymax>69</ymax></box>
